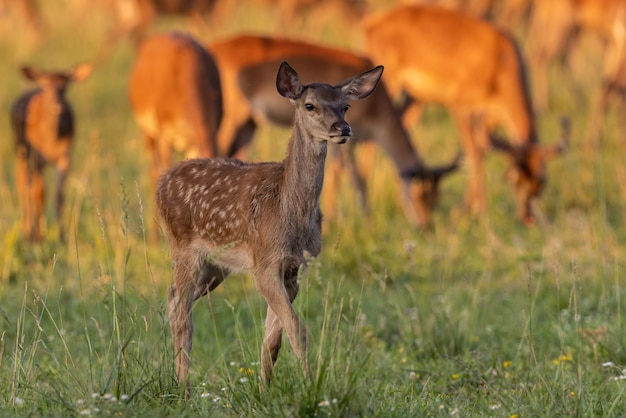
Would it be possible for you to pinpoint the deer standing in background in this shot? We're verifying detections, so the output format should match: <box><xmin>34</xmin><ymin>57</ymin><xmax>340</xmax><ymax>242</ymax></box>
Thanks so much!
<box><xmin>0</xmin><ymin>0</ymin><xmax>44</xmax><ymax>40</ymax></box>
<box><xmin>208</xmin><ymin>34</ymin><xmax>459</xmax><ymax>228</ymax></box>
<box><xmin>129</xmin><ymin>32</ymin><xmax>222</xmax><ymax>235</ymax></box>
<box><xmin>107</xmin><ymin>0</ymin><xmax>217</xmax><ymax>45</ymax></box>
<box><xmin>526</xmin><ymin>0</ymin><xmax>626</xmax><ymax>143</ymax></box>
<box><xmin>363</xmin><ymin>5</ymin><xmax>568</xmax><ymax>225</ymax></box>
<box><xmin>11</xmin><ymin>63</ymin><xmax>93</xmax><ymax>242</ymax></box>
<box><xmin>157</xmin><ymin>61</ymin><xmax>383</xmax><ymax>397</ymax></box>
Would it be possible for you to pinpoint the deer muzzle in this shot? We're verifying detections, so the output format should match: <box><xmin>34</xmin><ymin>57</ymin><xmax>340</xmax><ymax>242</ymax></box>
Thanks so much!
<box><xmin>329</xmin><ymin>121</ymin><xmax>352</xmax><ymax>144</ymax></box>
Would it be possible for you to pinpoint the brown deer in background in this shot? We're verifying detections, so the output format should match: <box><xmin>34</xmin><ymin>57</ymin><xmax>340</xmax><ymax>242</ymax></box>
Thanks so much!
<box><xmin>526</xmin><ymin>0</ymin><xmax>626</xmax><ymax>143</ymax></box>
<box><xmin>128</xmin><ymin>32</ymin><xmax>222</xmax><ymax>235</ymax></box>
<box><xmin>208</xmin><ymin>34</ymin><xmax>460</xmax><ymax>228</ymax></box>
<box><xmin>363</xmin><ymin>4</ymin><xmax>568</xmax><ymax>225</ymax></box>
<box><xmin>11</xmin><ymin>63</ymin><xmax>93</xmax><ymax>242</ymax></box>
<box><xmin>156</xmin><ymin>61</ymin><xmax>383</xmax><ymax>397</ymax></box>
<box><xmin>106</xmin><ymin>0</ymin><xmax>218</xmax><ymax>45</ymax></box>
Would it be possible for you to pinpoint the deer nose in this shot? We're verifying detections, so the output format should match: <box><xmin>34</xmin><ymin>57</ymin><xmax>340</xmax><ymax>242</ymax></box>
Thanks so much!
<box><xmin>331</xmin><ymin>121</ymin><xmax>352</xmax><ymax>138</ymax></box>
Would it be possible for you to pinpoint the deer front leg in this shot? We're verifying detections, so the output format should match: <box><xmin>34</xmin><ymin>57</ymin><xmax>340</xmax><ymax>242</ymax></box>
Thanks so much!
<box><xmin>20</xmin><ymin>158</ymin><xmax>45</xmax><ymax>242</ymax></box>
<box><xmin>54</xmin><ymin>156</ymin><xmax>70</xmax><ymax>241</ymax></box>
<box><xmin>255</xmin><ymin>265</ymin><xmax>309</xmax><ymax>385</ymax></box>
<box><xmin>15</xmin><ymin>155</ymin><xmax>33</xmax><ymax>240</ymax></box>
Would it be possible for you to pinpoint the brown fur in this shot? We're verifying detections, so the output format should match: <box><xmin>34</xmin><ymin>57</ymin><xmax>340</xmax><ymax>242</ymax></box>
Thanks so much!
<box><xmin>128</xmin><ymin>31</ymin><xmax>222</xmax><ymax>236</ymax></box>
<box><xmin>156</xmin><ymin>62</ymin><xmax>383</xmax><ymax>397</ymax></box>
<box><xmin>527</xmin><ymin>0</ymin><xmax>626</xmax><ymax>143</ymax></box>
<box><xmin>208</xmin><ymin>34</ymin><xmax>460</xmax><ymax>228</ymax></box>
<box><xmin>363</xmin><ymin>4</ymin><xmax>567</xmax><ymax>224</ymax></box>
<box><xmin>10</xmin><ymin>62</ymin><xmax>92</xmax><ymax>242</ymax></box>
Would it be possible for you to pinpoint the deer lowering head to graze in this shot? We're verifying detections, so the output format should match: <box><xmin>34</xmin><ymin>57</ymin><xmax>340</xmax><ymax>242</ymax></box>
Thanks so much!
<box><xmin>129</xmin><ymin>31</ymin><xmax>222</xmax><ymax>235</ymax></box>
<box><xmin>363</xmin><ymin>4</ymin><xmax>569</xmax><ymax>225</ymax></box>
<box><xmin>156</xmin><ymin>61</ymin><xmax>383</xmax><ymax>397</ymax></box>
<box><xmin>11</xmin><ymin>62</ymin><xmax>92</xmax><ymax>242</ymax></box>
<box><xmin>208</xmin><ymin>34</ymin><xmax>459</xmax><ymax>228</ymax></box>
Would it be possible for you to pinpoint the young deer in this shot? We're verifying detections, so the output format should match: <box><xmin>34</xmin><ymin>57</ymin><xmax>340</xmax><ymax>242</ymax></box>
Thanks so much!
<box><xmin>208</xmin><ymin>34</ymin><xmax>460</xmax><ymax>228</ymax></box>
<box><xmin>156</xmin><ymin>61</ymin><xmax>383</xmax><ymax>397</ymax></box>
<box><xmin>11</xmin><ymin>63</ymin><xmax>93</xmax><ymax>242</ymax></box>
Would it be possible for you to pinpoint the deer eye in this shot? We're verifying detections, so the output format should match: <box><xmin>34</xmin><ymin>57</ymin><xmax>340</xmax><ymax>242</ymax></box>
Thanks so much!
<box><xmin>343</xmin><ymin>105</ymin><xmax>350</xmax><ymax>113</ymax></box>
<box><xmin>305</xmin><ymin>103</ymin><xmax>315</xmax><ymax>111</ymax></box>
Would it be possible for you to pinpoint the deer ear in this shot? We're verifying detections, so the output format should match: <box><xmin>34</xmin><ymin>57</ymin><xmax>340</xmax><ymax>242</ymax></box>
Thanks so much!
<box><xmin>276</xmin><ymin>61</ymin><xmax>303</xmax><ymax>99</ymax></box>
<box><xmin>340</xmin><ymin>65</ymin><xmax>384</xmax><ymax>101</ymax></box>
<box><xmin>20</xmin><ymin>66</ymin><xmax>39</xmax><ymax>81</ymax></box>
<box><xmin>70</xmin><ymin>62</ymin><xmax>93</xmax><ymax>82</ymax></box>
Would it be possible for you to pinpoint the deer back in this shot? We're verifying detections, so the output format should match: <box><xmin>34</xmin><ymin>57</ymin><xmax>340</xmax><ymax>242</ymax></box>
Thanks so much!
<box><xmin>363</xmin><ymin>4</ymin><xmax>536</xmax><ymax>143</ymax></box>
<box><xmin>129</xmin><ymin>31</ymin><xmax>223</xmax><ymax>159</ymax></box>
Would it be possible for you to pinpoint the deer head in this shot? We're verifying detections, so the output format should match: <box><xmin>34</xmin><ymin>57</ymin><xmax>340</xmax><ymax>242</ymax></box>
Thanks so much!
<box><xmin>490</xmin><ymin>117</ymin><xmax>570</xmax><ymax>224</ymax></box>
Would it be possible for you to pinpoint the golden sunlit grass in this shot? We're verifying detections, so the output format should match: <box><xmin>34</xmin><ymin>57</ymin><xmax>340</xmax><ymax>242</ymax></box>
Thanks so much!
<box><xmin>0</xmin><ymin>1</ymin><xmax>625</xmax><ymax>417</ymax></box>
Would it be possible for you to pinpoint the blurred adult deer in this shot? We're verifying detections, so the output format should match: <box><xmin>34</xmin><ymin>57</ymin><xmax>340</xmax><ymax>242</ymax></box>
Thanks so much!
<box><xmin>208</xmin><ymin>34</ymin><xmax>460</xmax><ymax>228</ymax></box>
<box><xmin>107</xmin><ymin>0</ymin><xmax>218</xmax><ymax>45</ymax></box>
<box><xmin>527</xmin><ymin>0</ymin><xmax>626</xmax><ymax>142</ymax></box>
<box><xmin>157</xmin><ymin>61</ymin><xmax>383</xmax><ymax>397</ymax></box>
<box><xmin>11</xmin><ymin>63</ymin><xmax>93</xmax><ymax>242</ymax></box>
<box><xmin>128</xmin><ymin>32</ymin><xmax>222</xmax><ymax>234</ymax></box>
<box><xmin>0</xmin><ymin>0</ymin><xmax>44</xmax><ymax>40</ymax></box>
<box><xmin>363</xmin><ymin>4</ymin><xmax>569</xmax><ymax>225</ymax></box>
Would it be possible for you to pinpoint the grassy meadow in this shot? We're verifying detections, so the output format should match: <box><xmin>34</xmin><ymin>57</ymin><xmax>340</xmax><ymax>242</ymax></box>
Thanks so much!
<box><xmin>0</xmin><ymin>1</ymin><xmax>625</xmax><ymax>416</ymax></box>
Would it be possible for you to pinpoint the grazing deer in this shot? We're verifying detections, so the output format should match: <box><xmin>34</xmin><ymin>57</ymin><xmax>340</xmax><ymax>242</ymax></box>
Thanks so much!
<box><xmin>156</xmin><ymin>61</ymin><xmax>383</xmax><ymax>397</ymax></box>
<box><xmin>128</xmin><ymin>31</ymin><xmax>222</xmax><ymax>235</ymax></box>
<box><xmin>363</xmin><ymin>4</ymin><xmax>569</xmax><ymax>225</ymax></box>
<box><xmin>208</xmin><ymin>34</ymin><xmax>459</xmax><ymax>228</ymax></box>
<box><xmin>11</xmin><ymin>63</ymin><xmax>93</xmax><ymax>242</ymax></box>
<box><xmin>526</xmin><ymin>0</ymin><xmax>626</xmax><ymax>142</ymax></box>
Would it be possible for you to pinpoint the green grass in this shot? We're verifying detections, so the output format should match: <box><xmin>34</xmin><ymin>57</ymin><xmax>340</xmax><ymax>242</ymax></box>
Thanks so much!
<box><xmin>1</xmin><ymin>1</ymin><xmax>625</xmax><ymax>416</ymax></box>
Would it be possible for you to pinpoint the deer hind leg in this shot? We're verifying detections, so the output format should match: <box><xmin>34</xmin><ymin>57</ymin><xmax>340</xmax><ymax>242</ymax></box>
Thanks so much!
<box><xmin>260</xmin><ymin>307</ymin><xmax>283</xmax><ymax>386</ymax></box>
<box><xmin>453</xmin><ymin>110</ymin><xmax>487</xmax><ymax>216</ymax></box>
<box><xmin>587</xmin><ymin>82</ymin><xmax>612</xmax><ymax>147</ymax></box>
<box><xmin>168</xmin><ymin>254</ymin><xmax>228</xmax><ymax>398</ymax></box>
<box><xmin>257</xmin><ymin>262</ymin><xmax>309</xmax><ymax>385</ymax></box>
<box><xmin>17</xmin><ymin>154</ymin><xmax>45</xmax><ymax>242</ymax></box>
<box><xmin>146</xmin><ymin>134</ymin><xmax>171</xmax><ymax>240</ymax></box>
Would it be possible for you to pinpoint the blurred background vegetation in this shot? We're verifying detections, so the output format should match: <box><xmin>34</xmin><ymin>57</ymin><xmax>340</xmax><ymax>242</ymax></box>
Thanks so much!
<box><xmin>0</xmin><ymin>0</ymin><xmax>624</xmax><ymax>416</ymax></box>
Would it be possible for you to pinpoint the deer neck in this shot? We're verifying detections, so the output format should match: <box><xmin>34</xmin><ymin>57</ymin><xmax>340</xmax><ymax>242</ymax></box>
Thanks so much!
<box><xmin>368</xmin><ymin>90</ymin><xmax>427</xmax><ymax>179</ymax></box>
<box><xmin>281</xmin><ymin>122</ymin><xmax>328</xmax><ymax>219</ymax></box>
